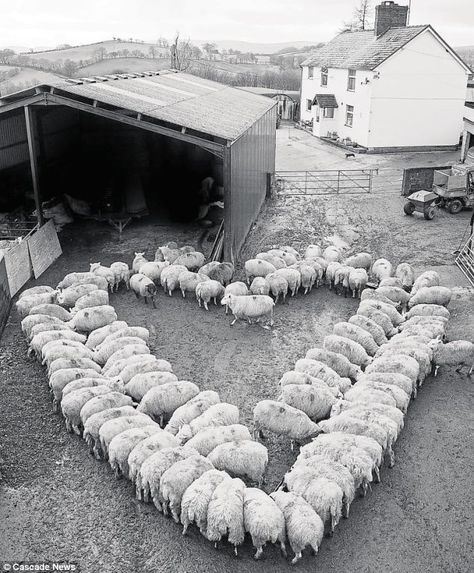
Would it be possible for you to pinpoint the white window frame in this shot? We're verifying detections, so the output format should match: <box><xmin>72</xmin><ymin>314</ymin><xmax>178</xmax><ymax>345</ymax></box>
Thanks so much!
<box><xmin>306</xmin><ymin>98</ymin><xmax>312</xmax><ymax>112</ymax></box>
<box><xmin>345</xmin><ymin>104</ymin><xmax>354</xmax><ymax>127</ymax></box>
<box><xmin>321</xmin><ymin>68</ymin><xmax>328</xmax><ymax>86</ymax></box>
<box><xmin>308</xmin><ymin>66</ymin><xmax>314</xmax><ymax>79</ymax></box>
<box><xmin>323</xmin><ymin>107</ymin><xmax>334</xmax><ymax>119</ymax></box>
<box><xmin>347</xmin><ymin>69</ymin><xmax>356</xmax><ymax>91</ymax></box>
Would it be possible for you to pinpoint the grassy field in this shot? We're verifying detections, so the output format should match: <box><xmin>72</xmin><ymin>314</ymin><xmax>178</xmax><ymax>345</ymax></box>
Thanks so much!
<box><xmin>75</xmin><ymin>57</ymin><xmax>171</xmax><ymax>77</ymax></box>
<box><xmin>0</xmin><ymin>65</ymin><xmax>63</xmax><ymax>95</ymax></box>
<box><xmin>191</xmin><ymin>59</ymin><xmax>280</xmax><ymax>75</ymax></box>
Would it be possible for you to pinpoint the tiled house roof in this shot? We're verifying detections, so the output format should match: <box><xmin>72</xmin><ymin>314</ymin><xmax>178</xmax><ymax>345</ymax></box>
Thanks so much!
<box><xmin>312</xmin><ymin>94</ymin><xmax>338</xmax><ymax>108</ymax></box>
<box><xmin>302</xmin><ymin>25</ymin><xmax>429</xmax><ymax>70</ymax></box>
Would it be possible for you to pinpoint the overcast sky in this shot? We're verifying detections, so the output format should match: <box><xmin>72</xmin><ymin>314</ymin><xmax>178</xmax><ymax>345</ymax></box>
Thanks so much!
<box><xmin>1</xmin><ymin>0</ymin><xmax>473</xmax><ymax>49</ymax></box>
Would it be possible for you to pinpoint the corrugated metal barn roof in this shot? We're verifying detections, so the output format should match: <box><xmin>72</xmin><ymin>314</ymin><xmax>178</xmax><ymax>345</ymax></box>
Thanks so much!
<box><xmin>0</xmin><ymin>70</ymin><xmax>275</xmax><ymax>143</ymax></box>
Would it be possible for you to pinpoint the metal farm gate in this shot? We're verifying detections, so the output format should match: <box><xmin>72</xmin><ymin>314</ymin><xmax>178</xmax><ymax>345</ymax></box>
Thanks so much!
<box><xmin>455</xmin><ymin>230</ymin><xmax>474</xmax><ymax>287</ymax></box>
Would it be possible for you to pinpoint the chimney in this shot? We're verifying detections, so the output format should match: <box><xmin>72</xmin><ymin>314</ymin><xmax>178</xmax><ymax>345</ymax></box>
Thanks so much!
<box><xmin>374</xmin><ymin>1</ymin><xmax>409</xmax><ymax>37</ymax></box>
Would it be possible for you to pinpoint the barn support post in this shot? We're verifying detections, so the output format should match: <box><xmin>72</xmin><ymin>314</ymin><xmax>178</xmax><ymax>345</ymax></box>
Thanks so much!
<box><xmin>24</xmin><ymin>105</ymin><xmax>44</xmax><ymax>226</ymax></box>
<box><xmin>223</xmin><ymin>145</ymin><xmax>233</xmax><ymax>263</ymax></box>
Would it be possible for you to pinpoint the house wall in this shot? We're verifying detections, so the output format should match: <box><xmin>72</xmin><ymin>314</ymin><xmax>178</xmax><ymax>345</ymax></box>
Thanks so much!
<box><xmin>368</xmin><ymin>29</ymin><xmax>469</xmax><ymax>149</ymax></box>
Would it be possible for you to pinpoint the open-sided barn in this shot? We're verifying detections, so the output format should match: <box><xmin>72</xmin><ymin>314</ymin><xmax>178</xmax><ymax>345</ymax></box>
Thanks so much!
<box><xmin>0</xmin><ymin>70</ymin><xmax>277</xmax><ymax>261</ymax></box>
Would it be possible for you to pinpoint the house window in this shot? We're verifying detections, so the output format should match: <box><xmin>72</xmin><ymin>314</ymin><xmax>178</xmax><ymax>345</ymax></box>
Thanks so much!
<box><xmin>323</xmin><ymin>107</ymin><xmax>334</xmax><ymax>119</ymax></box>
<box><xmin>345</xmin><ymin>104</ymin><xmax>354</xmax><ymax>127</ymax></box>
<box><xmin>347</xmin><ymin>69</ymin><xmax>356</xmax><ymax>91</ymax></box>
<box><xmin>306</xmin><ymin>98</ymin><xmax>312</xmax><ymax>111</ymax></box>
<box><xmin>308</xmin><ymin>66</ymin><xmax>314</xmax><ymax>79</ymax></box>
<box><xmin>321</xmin><ymin>69</ymin><xmax>328</xmax><ymax>86</ymax></box>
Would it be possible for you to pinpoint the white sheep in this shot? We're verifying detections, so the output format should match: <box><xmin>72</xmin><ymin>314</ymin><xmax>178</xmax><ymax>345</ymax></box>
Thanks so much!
<box><xmin>128</xmin><ymin>432</ymin><xmax>181</xmax><ymax>483</ymax></box>
<box><xmin>119</xmin><ymin>358</ymin><xmax>172</xmax><ymax>385</ymax></box>
<box><xmin>411</xmin><ymin>270</ymin><xmax>440</xmax><ymax>296</ymax></box>
<box><xmin>304</xmin><ymin>347</ymin><xmax>361</xmax><ymax>380</ymax></box>
<box><xmin>208</xmin><ymin>440</ymin><xmax>268</xmax><ymax>486</ymax></box>
<box><xmin>221</xmin><ymin>294</ymin><xmax>275</xmax><ymax>328</ymax></box>
<box><xmin>61</xmin><ymin>385</ymin><xmax>113</xmax><ymax>434</ymax></box>
<box><xmin>256</xmin><ymin>252</ymin><xmax>287</xmax><ymax>270</ymax></box>
<box><xmin>253</xmin><ymin>400</ymin><xmax>320</xmax><ymax>450</ymax></box>
<box><xmin>137</xmin><ymin>381</ymin><xmax>200</xmax><ymax>426</ymax></box>
<box><xmin>348</xmin><ymin>268</ymin><xmax>368</xmax><ymax>298</ymax></box>
<box><xmin>306</xmin><ymin>255</ymin><xmax>328</xmax><ymax>274</ymax></box>
<box><xmin>350</xmin><ymin>380</ymin><xmax>410</xmax><ymax>412</ymax></box>
<box><xmin>109</xmin><ymin>262</ymin><xmax>130</xmax><ymax>291</ymax></box>
<box><xmin>272</xmin><ymin>268</ymin><xmax>301</xmax><ymax>296</ymax></box>
<box><xmin>278</xmin><ymin>371</ymin><xmax>340</xmax><ymax>396</ymax></box>
<box><xmin>405</xmin><ymin>304</ymin><xmax>450</xmax><ymax>320</ymax></box>
<box><xmin>249</xmin><ymin>277</ymin><xmax>270</xmax><ymax>296</ymax></box>
<box><xmin>19</xmin><ymin>285</ymin><xmax>55</xmax><ymax>299</ymax></box>
<box><xmin>108</xmin><ymin>425</ymin><xmax>162</xmax><ymax>478</ymax></box>
<box><xmin>279</xmin><ymin>245</ymin><xmax>300</xmax><ymax>259</ymax></box>
<box><xmin>325</xmin><ymin>261</ymin><xmax>342</xmax><ymax>289</ymax></box>
<box><xmin>102</xmin><ymin>344</ymin><xmax>150</xmax><ymax>372</ymax></box>
<box><xmin>48</xmin><ymin>356</ymin><xmax>101</xmax><ymax>377</ymax></box>
<box><xmin>333</xmin><ymin>265</ymin><xmax>353</xmax><ymax>297</ymax></box>
<box><xmin>72</xmin><ymin>290</ymin><xmax>109</xmax><ymax>312</ymax></box>
<box><xmin>90</xmin><ymin>263</ymin><xmax>115</xmax><ymax>290</ymax></box>
<box><xmin>409</xmin><ymin>286</ymin><xmax>452</xmax><ymax>308</ymax></box>
<box><xmin>98</xmin><ymin>414</ymin><xmax>158</xmax><ymax>459</ymax></box>
<box><xmin>28</xmin><ymin>322</ymin><xmax>70</xmax><ymax>341</ymax></box>
<box><xmin>160</xmin><ymin>264</ymin><xmax>188</xmax><ymax>296</ymax></box>
<box><xmin>379</xmin><ymin>277</ymin><xmax>403</xmax><ymax>289</ymax></box>
<box><xmin>359</xmin><ymin>299</ymin><xmax>404</xmax><ymax>327</ymax></box>
<box><xmin>375</xmin><ymin>285</ymin><xmax>410</xmax><ymax>309</ymax></box>
<box><xmin>343</xmin><ymin>386</ymin><xmax>398</xmax><ymax>408</ymax></box>
<box><xmin>95</xmin><ymin>336</ymin><xmax>149</xmax><ymax>365</ymax></box>
<box><xmin>428</xmin><ymin>339</ymin><xmax>474</xmax><ymax>376</ymax></box>
<box><xmin>205</xmin><ymin>477</ymin><xmax>246</xmax><ymax>555</ymax></box>
<box><xmin>270</xmin><ymin>491</ymin><xmax>324</xmax><ymax>564</ymax></box>
<box><xmin>323</xmin><ymin>335</ymin><xmax>371</xmax><ymax>368</ymax></box>
<box><xmin>42</xmin><ymin>344</ymin><xmax>96</xmax><ymax>369</ymax></box>
<box><xmin>196</xmin><ymin>280</ymin><xmax>225</xmax><ymax>310</ymax></box>
<box><xmin>357</xmin><ymin>372</ymin><xmax>414</xmax><ymax>397</ymax></box>
<box><xmin>269</xmin><ymin>249</ymin><xmax>298</xmax><ymax>266</ymax></box>
<box><xmin>344</xmin><ymin>252</ymin><xmax>372</xmax><ymax>270</ymax></box>
<box><xmin>159</xmin><ymin>245</ymin><xmax>180</xmax><ymax>264</ymax></box>
<box><xmin>198</xmin><ymin>261</ymin><xmax>220</xmax><ymax>276</ymax></box>
<box><xmin>57</xmin><ymin>284</ymin><xmax>99</xmax><ymax>308</ymax></box>
<box><xmin>395</xmin><ymin>263</ymin><xmax>415</xmax><ymax>290</ymax></box>
<box><xmin>21</xmin><ymin>314</ymin><xmax>66</xmax><ymax>338</ymax></box>
<box><xmin>244</xmin><ymin>259</ymin><xmax>276</xmax><ymax>284</ymax></box>
<box><xmin>332</xmin><ymin>322</ymin><xmax>379</xmax><ymax>356</ymax></box>
<box><xmin>223</xmin><ymin>282</ymin><xmax>248</xmax><ymax>313</ymax></box>
<box><xmin>294</xmin><ymin>358</ymin><xmax>352</xmax><ymax>392</ymax></box>
<box><xmin>365</xmin><ymin>354</ymin><xmax>420</xmax><ymax>386</ymax></box>
<box><xmin>50</xmin><ymin>370</ymin><xmax>105</xmax><ymax>411</ymax></box>
<box><xmin>178</xmin><ymin>271</ymin><xmax>209</xmax><ymax>298</ymax></box>
<box><xmin>98</xmin><ymin>326</ymin><xmax>150</xmax><ymax>348</ymax></box>
<box><xmin>69</xmin><ymin>305</ymin><xmax>117</xmax><ymax>333</ymax></box>
<box><xmin>185</xmin><ymin>424</ymin><xmax>252</xmax><ymax>457</ymax></box>
<box><xmin>305</xmin><ymin>244</ymin><xmax>322</xmax><ymax>259</ymax></box>
<box><xmin>243</xmin><ymin>487</ymin><xmax>287</xmax><ymax>560</ymax></box>
<box><xmin>278</xmin><ymin>384</ymin><xmax>337</xmax><ymax>421</ymax></box>
<box><xmin>75</xmin><ymin>385</ymin><xmax>131</xmax><ymax>426</ymax></box>
<box><xmin>180</xmin><ymin>470</ymin><xmax>231</xmax><ymax>535</ymax></box>
<box><xmin>371</xmin><ymin>258</ymin><xmax>392</xmax><ymax>282</ymax></box>
<box><xmin>61</xmin><ymin>377</ymin><xmax>125</xmax><ymax>400</ymax></box>
<box><xmin>139</xmin><ymin>261</ymin><xmax>170</xmax><ymax>283</ymax></box>
<box><xmin>334</xmin><ymin>398</ymin><xmax>406</xmax><ymax>433</ymax></box>
<box><xmin>139</xmin><ymin>445</ymin><xmax>199</xmax><ymax>504</ymax></box>
<box><xmin>85</xmin><ymin>320</ymin><xmax>128</xmax><ymax>349</ymax></box>
<box><xmin>205</xmin><ymin>262</ymin><xmax>234</xmax><ymax>286</ymax></box>
<box><xmin>57</xmin><ymin>272</ymin><xmax>100</xmax><ymax>290</ymax></box>
<box><xmin>29</xmin><ymin>330</ymin><xmax>86</xmax><ymax>358</ymax></box>
<box><xmin>28</xmin><ymin>303</ymin><xmax>72</xmax><ymax>321</ymax></box>
<box><xmin>360</xmin><ymin>288</ymin><xmax>399</xmax><ymax>307</ymax></box>
<box><xmin>164</xmin><ymin>391</ymin><xmax>220</xmax><ymax>435</ymax></box>
<box><xmin>176</xmin><ymin>403</ymin><xmax>240</xmax><ymax>444</ymax></box>
<box><xmin>83</xmin><ymin>405</ymin><xmax>138</xmax><ymax>458</ymax></box>
<box><xmin>302</xmin><ymin>259</ymin><xmax>324</xmax><ymax>287</ymax></box>
<box><xmin>40</xmin><ymin>338</ymin><xmax>89</xmax><ymax>362</ymax></box>
<box><xmin>323</xmin><ymin>246</ymin><xmax>342</xmax><ymax>262</ymax></box>
<box><xmin>125</xmin><ymin>371</ymin><xmax>179</xmax><ymax>401</ymax></box>
<box><xmin>265</xmin><ymin>272</ymin><xmax>289</xmax><ymax>302</ymax></box>
<box><xmin>293</xmin><ymin>264</ymin><xmax>316</xmax><ymax>294</ymax></box>
<box><xmin>356</xmin><ymin>305</ymin><xmax>397</xmax><ymax>337</ymax></box>
<box><xmin>16</xmin><ymin>291</ymin><xmax>57</xmax><ymax>318</ymax></box>
<box><xmin>399</xmin><ymin>315</ymin><xmax>448</xmax><ymax>330</ymax></box>
<box><xmin>130</xmin><ymin>274</ymin><xmax>157</xmax><ymax>307</ymax></box>
<box><xmin>132</xmin><ymin>252</ymin><xmax>148</xmax><ymax>273</ymax></box>
<box><xmin>173</xmin><ymin>251</ymin><xmax>206</xmax><ymax>271</ymax></box>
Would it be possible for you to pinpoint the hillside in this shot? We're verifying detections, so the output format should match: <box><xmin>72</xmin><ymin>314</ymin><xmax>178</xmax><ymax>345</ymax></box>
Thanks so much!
<box><xmin>0</xmin><ymin>65</ymin><xmax>63</xmax><ymax>96</ymax></box>
<box><xmin>456</xmin><ymin>46</ymin><xmax>474</xmax><ymax>70</ymax></box>
<box><xmin>190</xmin><ymin>59</ymin><xmax>280</xmax><ymax>75</ymax></box>
<box><xmin>209</xmin><ymin>40</ymin><xmax>317</xmax><ymax>54</ymax></box>
<box><xmin>75</xmin><ymin>57</ymin><xmax>171</xmax><ymax>77</ymax></box>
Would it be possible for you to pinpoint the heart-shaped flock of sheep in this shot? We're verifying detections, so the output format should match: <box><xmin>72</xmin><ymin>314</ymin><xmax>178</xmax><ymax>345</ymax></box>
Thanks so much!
<box><xmin>16</xmin><ymin>241</ymin><xmax>469</xmax><ymax>564</ymax></box>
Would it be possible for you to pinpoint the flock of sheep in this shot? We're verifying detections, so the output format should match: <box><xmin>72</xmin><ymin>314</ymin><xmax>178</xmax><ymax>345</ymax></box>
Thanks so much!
<box><xmin>13</xmin><ymin>240</ymin><xmax>474</xmax><ymax>564</ymax></box>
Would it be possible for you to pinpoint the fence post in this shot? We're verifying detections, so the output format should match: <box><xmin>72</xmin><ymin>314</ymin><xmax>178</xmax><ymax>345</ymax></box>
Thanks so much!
<box><xmin>337</xmin><ymin>170</ymin><xmax>341</xmax><ymax>194</ymax></box>
<box><xmin>305</xmin><ymin>171</ymin><xmax>308</xmax><ymax>194</ymax></box>
<box><xmin>368</xmin><ymin>170</ymin><xmax>373</xmax><ymax>194</ymax></box>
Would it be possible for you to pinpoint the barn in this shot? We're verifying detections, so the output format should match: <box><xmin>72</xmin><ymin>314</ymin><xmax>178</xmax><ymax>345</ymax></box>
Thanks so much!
<box><xmin>0</xmin><ymin>70</ymin><xmax>277</xmax><ymax>262</ymax></box>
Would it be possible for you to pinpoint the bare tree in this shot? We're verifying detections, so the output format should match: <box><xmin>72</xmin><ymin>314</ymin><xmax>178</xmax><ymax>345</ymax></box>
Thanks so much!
<box><xmin>341</xmin><ymin>0</ymin><xmax>373</xmax><ymax>32</ymax></box>
<box><xmin>156</xmin><ymin>37</ymin><xmax>169</xmax><ymax>48</ymax></box>
<box><xmin>170</xmin><ymin>33</ymin><xmax>194</xmax><ymax>71</ymax></box>
<box><xmin>202</xmin><ymin>42</ymin><xmax>217</xmax><ymax>59</ymax></box>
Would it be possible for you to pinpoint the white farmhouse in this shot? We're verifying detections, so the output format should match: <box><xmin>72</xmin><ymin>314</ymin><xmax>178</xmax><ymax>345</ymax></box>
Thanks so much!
<box><xmin>300</xmin><ymin>1</ymin><xmax>471</xmax><ymax>152</ymax></box>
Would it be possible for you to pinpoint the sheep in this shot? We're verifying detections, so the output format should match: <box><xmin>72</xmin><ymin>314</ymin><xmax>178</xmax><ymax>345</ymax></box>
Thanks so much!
<box><xmin>278</xmin><ymin>384</ymin><xmax>337</xmax><ymax>421</ymax></box>
<box><xmin>332</xmin><ymin>322</ymin><xmax>379</xmax><ymax>356</ymax></box>
<box><xmin>411</xmin><ymin>270</ymin><xmax>440</xmax><ymax>296</ymax></box>
<box><xmin>371</xmin><ymin>258</ymin><xmax>392</xmax><ymax>282</ymax></box>
<box><xmin>398</xmin><ymin>315</ymin><xmax>448</xmax><ymax>330</ymax></box>
<box><xmin>95</xmin><ymin>336</ymin><xmax>150</xmax><ymax>365</ymax></box>
<box><xmin>268</xmin><ymin>249</ymin><xmax>297</xmax><ymax>267</ymax></box>
<box><xmin>344</xmin><ymin>252</ymin><xmax>372</xmax><ymax>271</ymax></box>
<box><xmin>16</xmin><ymin>292</ymin><xmax>57</xmax><ymax>318</ymax></box>
<box><xmin>208</xmin><ymin>440</ymin><xmax>268</xmax><ymax>486</ymax></box>
<box><xmin>221</xmin><ymin>294</ymin><xmax>275</xmax><ymax>328</ymax></box>
<box><xmin>253</xmin><ymin>400</ymin><xmax>320</xmax><ymax>450</ymax></box>
<box><xmin>50</xmin><ymin>370</ymin><xmax>106</xmax><ymax>411</ymax></box>
<box><xmin>357</xmin><ymin>372</ymin><xmax>414</xmax><ymax>397</ymax></box>
<box><xmin>61</xmin><ymin>385</ymin><xmax>113</xmax><ymax>434</ymax></box>
<box><xmin>128</xmin><ymin>432</ymin><xmax>181</xmax><ymax>483</ymax></box>
<box><xmin>57</xmin><ymin>284</ymin><xmax>99</xmax><ymax>308</ymax></box>
<box><xmin>174</xmin><ymin>251</ymin><xmax>206</xmax><ymax>271</ymax></box>
<box><xmin>270</xmin><ymin>268</ymin><xmax>300</xmax><ymax>297</ymax></box>
<box><xmin>198</xmin><ymin>261</ymin><xmax>221</xmax><ymax>276</ymax></box>
<box><xmin>98</xmin><ymin>414</ymin><xmax>159</xmax><ymax>459</ymax></box>
<box><xmin>325</xmin><ymin>261</ymin><xmax>342</xmax><ymax>289</ymax></box>
<box><xmin>42</xmin><ymin>344</ymin><xmax>96</xmax><ymax>369</ymax></box>
<box><xmin>159</xmin><ymin>245</ymin><xmax>181</xmax><ymax>264</ymax></box>
<box><xmin>98</xmin><ymin>326</ymin><xmax>150</xmax><ymax>348</ymax></box>
<box><xmin>374</xmin><ymin>340</ymin><xmax>433</xmax><ymax>381</ymax></box>
<box><xmin>125</xmin><ymin>371</ymin><xmax>179</xmax><ymax>401</ymax></box>
<box><xmin>109</xmin><ymin>262</ymin><xmax>130</xmax><ymax>291</ymax></box>
<box><xmin>57</xmin><ymin>272</ymin><xmax>108</xmax><ymax>290</ymax></box>
<box><xmin>90</xmin><ymin>263</ymin><xmax>115</xmax><ymax>290</ymax></box>
<box><xmin>242</xmin><ymin>487</ymin><xmax>287</xmax><ymax>560</ymax></box>
<box><xmin>48</xmin><ymin>357</ymin><xmax>101</xmax><ymax>377</ymax></box>
<box><xmin>343</xmin><ymin>386</ymin><xmax>398</xmax><ymax>408</ymax></box>
<box><xmin>304</xmin><ymin>347</ymin><xmax>361</xmax><ymax>380</ymax></box>
<box><xmin>206</xmin><ymin>262</ymin><xmax>234</xmax><ymax>286</ymax></box>
<box><xmin>78</xmin><ymin>391</ymin><xmax>133</xmax><ymax>425</ymax></box>
<box><xmin>288</xmin><ymin>264</ymin><xmax>315</xmax><ymax>294</ymax></box>
<box><xmin>130</xmin><ymin>274</ymin><xmax>158</xmax><ymax>307</ymax></box>
<box><xmin>178</xmin><ymin>271</ymin><xmax>209</xmax><ymax>298</ymax></box>
<box><xmin>360</xmin><ymin>288</ymin><xmax>399</xmax><ymax>308</ymax></box>
<box><xmin>72</xmin><ymin>289</ymin><xmax>109</xmax><ymax>313</ymax></box>
<box><xmin>357</xmin><ymin>305</ymin><xmax>397</xmax><ymax>337</ymax></box>
<box><xmin>137</xmin><ymin>381</ymin><xmax>200</xmax><ymax>426</ymax></box>
<box><xmin>388</xmin><ymin>332</ymin><xmax>433</xmax><ymax>347</ymax></box>
<box><xmin>132</xmin><ymin>252</ymin><xmax>148</xmax><ymax>273</ymax></box>
<box><xmin>69</xmin><ymin>305</ymin><xmax>118</xmax><ymax>333</ymax></box>
<box><xmin>223</xmin><ymin>282</ymin><xmax>248</xmax><ymax>313</ymax></box>
<box><xmin>102</xmin><ymin>344</ymin><xmax>150</xmax><ymax>372</ymax></box>
<box><xmin>348</xmin><ymin>268</ymin><xmax>368</xmax><ymax>298</ymax></box>
<box><xmin>333</xmin><ymin>399</ymin><xmax>405</xmax><ymax>435</ymax></box>
<box><xmin>301</xmin><ymin>260</ymin><xmax>324</xmax><ymax>287</ymax></box>
<box><xmin>108</xmin><ymin>425</ymin><xmax>162</xmax><ymax>478</ymax></box>
<box><xmin>249</xmin><ymin>277</ymin><xmax>270</xmax><ymax>296</ymax></box>
<box><xmin>405</xmin><ymin>304</ymin><xmax>450</xmax><ymax>320</ymax></box>
<box><xmin>196</xmin><ymin>280</ymin><xmax>225</xmax><ymax>311</ymax></box>
<box><xmin>265</xmin><ymin>272</ymin><xmax>289</xmax><ymax>302</ymax></box>
<box><xmin>305</xmin><ymin>244</ymin><xmax>322</xmax><ymax>259</ymax></box>
<box><xmin>348</xmin><ymin>315</ymin><xmax>388</xmax><ymax>346</ymax></box>
<box><xmin>294</xmin><ymin>358</ymin><xmax>351</xmax><ymax>392</ymax></box>
<box><xmin>278</xmin><ymin>371</ymin><xmax>340</xmax><ymax>396</ymax></box>
<box><xmin>375</xmin><ymin>286</ymin><xmax>411</xmax><ymax>309</ymax></box>
<box><xmin>379</xmin><ymin>277</ymin><xmax>403</xmax><ymax>289</ymax></box>
<box><xmin>270</xmin><ymin>491</ymin><xmax>324</xmax><ymax>564</ymax></box>
<box><xmin>180</xmin><ymin>470</ymin><xmax>231</xmax><ymax>535</ymax></box>
<box><xmin>255</xmin><ymin>252</ymin><xmax>286</xmax><ymax>270</ymax></box>
<box><xmin>29</xmin><ymin>330</ymin><xmax>87</xmax><ymax>358</ymax></box>
<box><xmin>139</xmin><ymin>261</ymin><xmax>170</xmax><ymax>283</ymax></box>
<box><xmin>359</xmin><ymin>299</ymin><xmax>404</xmax><ymax>327</ymax></box>
<box><xmin>83</xmin><ymin>405</ymin><xmax>138</xmax><ymax>458</ymax></box>
<box><xmin>160</xmin><ymin>265</ymin><xmax>188</xmax><ymax>296</ymax></box>
<box><xmin>62</xmin><ymin>377</ymin><xmax>125</xmax><ymax>400</ymax></box>
<box><xmin>350</xmin><ymin>381</ymin><xmax>410</xmax><ymax>412</ymax></box>
<box><xmin>333</xmin><ymin>265</ymin><xmax>353</xmax><ymax>297</ymax></box>
<box><xmin>323</xmin><ymin>246</ymin><xmax>341</xmax><ymax>262</ymax></box>
<box><xmin>19</xmin><ymin>285</ymin><xmax>55</xmax><ymax>299</ymax></box>
<box><xmin>176</xmin><ymin>403</ymin><xmax>240</xmax><ymax>444</ymax></box>
<box><xmin>365</xmin><ymin>354</ymin><xmax>420</xmax><ymax>387</ymax></box>
<box><xmin>185</xmin><ymin>424</ymin><xmax>252</xmax><ymax>457</ymax></box>
<box><xmin>40</xmin><ymin>338</ymin><xmax>89</xmax><ymax>361</ymax></box>
<box><xmin>280</xmin><ymin>245</ymin><xmax>300</xmax><ymax>259</ymax></box>
<box><xmin>164</xmin><ymin>391</ymin><xmax>220</xmax><ymax>435</ymax></box>
<box><xmin>395</xmin><ymin>263</ymin><xmax>415</xmax><ymax>290</ymax></box>
<box><xmin>28</xmin><ymin>303</ymin><xmax>72</xmax><ymax>321</ymax></box>
<box><xmin>85</xmin><ymin>320</ymin><xmax>128</xmax><ymax>349</ymax></box>
<box><xmin>323</xmin><ymin>335</ymin><xmax>371</xmax><ymax>368</ymax></box>
<box><xmin>119</xmin><ymin>358</ymin><xmax>172</xmax><ymax>385</ymax></box>
<box><xmin>244</xmin><ymin>259</ymin><xmax>276</xmax><ymax>284</ymax></box>
<box><xmin>409</xmin><ymin>286</ymin><xmax>452</xmax><ymax>308</ymax></box>
<box><xmin>139</xmin><ymin>445</ymin><xmax>199</xmax><ymax>504</ymax></box>
<box><xmin>392</xmin><ymin>324</ymin><xmax>443</xmax><ymax>341</ymax></box>
<box><xmin>205</xmin><ymin>477</ymin><xmax>246</xmax><ymax>555</ymax></box>
<box><xmin>21</xmin><ymin>314</ymin><xmax>66</xmax><ymax>338</ymax></box>
<box><xmin>428</xmin><ymin>339</ymin><xmax>474</xmax><ymax>376</ymax></box>
<box><xmin>28</xmin><ymin>322</ymin><xmax>71</xmax><ymax>342</ymax></box>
